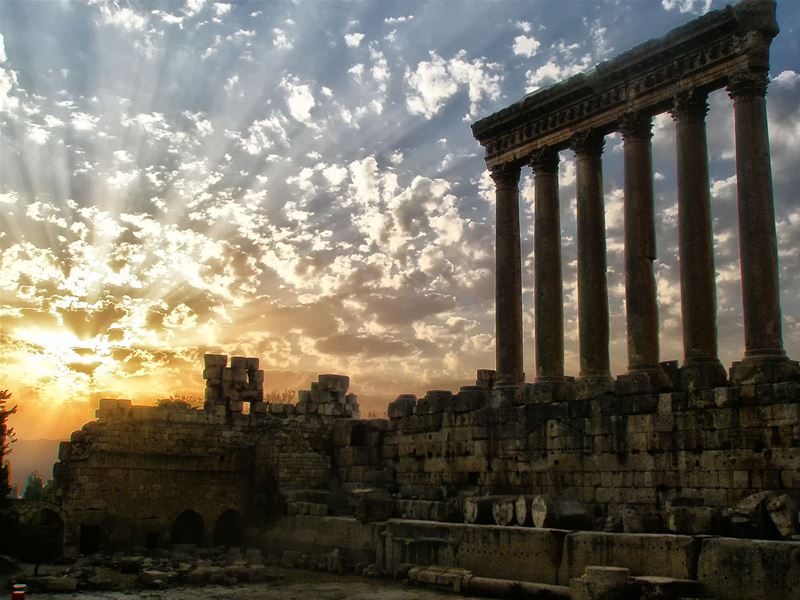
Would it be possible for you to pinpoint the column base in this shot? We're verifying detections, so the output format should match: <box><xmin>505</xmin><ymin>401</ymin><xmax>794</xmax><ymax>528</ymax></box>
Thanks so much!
<box><xmin>491</xmin><ymin>382</ymin><xmax>525</xmax><ymax>408</ymax></box>
<box><xmin>730</xmin><ymin>355</ymin><xmax>800</xmax><ymax>385</ymax></box>
<box><xmin>615</xmin><ymin>367</ymin><xmax>672</xmax><ymax>396</ymax></box>
<box><xmin>524</xmin><ymin>377</ymin><xmax>575</xmax><ymax>404</ymax></box>
<box><xmin>575</xmin><ymin>375</ymin><xmax>615</xmax><ymax>400</ymax></box>
<box><xmin>680</xmin><ymin>359</ymin><xmax>728</xmax><ymax>391</ymax></box>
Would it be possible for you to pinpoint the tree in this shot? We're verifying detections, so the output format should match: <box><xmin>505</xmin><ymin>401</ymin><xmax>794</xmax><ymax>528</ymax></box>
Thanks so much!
<box><xmin>156</xmin><ymin>392</ymin><xmax>203</xmax><ymax>410</ymax></box>
<box><xmin>23</xmin><ymin>472</ymin><xmax>44</xmax><ymax>501</ymax></box>
<box><xmin>0</xmin><ymin>390</ymin><xmax>18</xmax><ymax>553</ymax></box>
<box><xmin>1</xmin><ymin>389</ymin><xmax>17</xmax><ymax>501</ymax></box>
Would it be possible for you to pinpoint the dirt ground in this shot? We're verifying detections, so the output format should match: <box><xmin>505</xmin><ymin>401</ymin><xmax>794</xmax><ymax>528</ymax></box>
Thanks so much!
<box><xmin>22</xmin><ymin>567</ymin><xmax>482</xmax><ymax>599</ymax></box>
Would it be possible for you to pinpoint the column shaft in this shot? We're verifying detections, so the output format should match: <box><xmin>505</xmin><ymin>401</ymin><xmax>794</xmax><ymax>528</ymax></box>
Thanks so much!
<box><xmin>620</xmin><ymin>114</ymin><xmax>661</xmax><ymax>373</ymax></box>
<box><xmin>671</xmin><ymin>92</ymin><xmax>727</xmax><ymax>386</ymax></box>
<box><xmin>572</xmin><ymin>132</ymin><xmax>611</xmax><ymax>384</ymax></box>
<box><xmin>531</xmin><ymin>149</ymin><xmax>564</xmax><ymax>381</ymax></box>
<box><xmin>728</xmin><ymin>73</ymin><xmax>784</xmax><ymax>360</ymax></box>
<box><xmin>491</xmin><ymin>164</ymin><xmax>524</xmax><ymax>385</ymax></box>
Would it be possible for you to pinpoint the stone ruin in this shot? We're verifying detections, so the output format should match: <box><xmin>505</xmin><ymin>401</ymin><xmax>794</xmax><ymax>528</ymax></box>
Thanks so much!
<box><xmin>10</xmin><ymin>2</ymin><xmax>800</xmax><ymax>599</ymax></box>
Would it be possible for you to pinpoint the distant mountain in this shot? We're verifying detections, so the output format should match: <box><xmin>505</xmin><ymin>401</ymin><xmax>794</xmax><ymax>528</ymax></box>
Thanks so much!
<box><xmin>5</xmin><ymin>438</ymin><xmax>63</xmax><ymax>495</ymax></box>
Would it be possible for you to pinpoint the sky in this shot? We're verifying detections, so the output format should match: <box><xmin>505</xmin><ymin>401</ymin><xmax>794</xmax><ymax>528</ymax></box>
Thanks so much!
<box><xmin>1</xmin><ymin>0</ymin><xmax>799</xmax><ymax>443</ymax></box>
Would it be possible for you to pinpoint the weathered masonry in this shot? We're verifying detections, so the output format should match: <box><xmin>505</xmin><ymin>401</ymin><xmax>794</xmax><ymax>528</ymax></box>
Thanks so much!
<box><xmin>472</xmin><ymin>0</ymin><xmax>799</xmax><ymax>396</ymax></box>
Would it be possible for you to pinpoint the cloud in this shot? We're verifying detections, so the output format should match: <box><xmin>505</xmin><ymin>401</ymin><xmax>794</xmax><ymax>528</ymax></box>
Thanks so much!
<box><xmin>273</xmin><ymin>28</ymin><xmax>293</xmax><ymax>49</ymax></box>
<box><xmin>661</xmin><ymin>0</ymin><xmax>713</xmax><ymax>14</ymax></box>
<box><xmin>513</xmin><ymin>35</ymin><xmax>540</xmax><ymax>58</ymax></box>
<box><xmin>99</xmin><ymin>5</ymin><xmax>148</xmax><ymax>31</ymax></box>
<box><xmin>344</xmin><ymin>32</ymin><xmax>365</xmax><ymax>47</ymax></box>
<box><xmin>405</xmin><ymin>50</ymin><xmax>502</xmax><ymax>119</ymax></box>
<box><xmin>280</xmin><ymin>77</ymin><xmax>316</xmax><ymax>123</ymax></box>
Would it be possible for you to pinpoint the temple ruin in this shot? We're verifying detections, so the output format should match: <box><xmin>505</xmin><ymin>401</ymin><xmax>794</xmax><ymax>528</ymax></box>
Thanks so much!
<box><xmin>10</xmin><ymin>2</ymin><xmax>800</xmax><ymax>599</ymax></box>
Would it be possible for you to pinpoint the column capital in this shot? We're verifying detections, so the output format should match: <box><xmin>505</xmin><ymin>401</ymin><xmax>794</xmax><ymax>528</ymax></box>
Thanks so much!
<box><xmin>570</xmin><ymin>130</ymin><xmax>605</xmax><ymax>159</ymax></box>
<box><xmin>727</xmin><ymin>70</ymin><xmax>769</xmax><ymax>100</ymax></box>
<box><xmin>669</xmin><ymin>89</ymin><xmax>709</xmax><ymax>122</ymax></box>
<box><xmin>529</xmin><ymin>147</ymin><xmax>559</xmax><ymax>174</ymax></box>
<box><xmin>489</xmin><ymin>162</ymin><xmax>521</xmax><ymax>189</ymax></box>
<box><xmin>618</xmin><ymin>112</ymin><xmax>653</xmax><ymax>141</ymax></box>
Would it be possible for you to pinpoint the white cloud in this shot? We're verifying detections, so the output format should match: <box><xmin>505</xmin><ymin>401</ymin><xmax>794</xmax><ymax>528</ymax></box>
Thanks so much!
<box><xmin>0</xmin><ymin>191</ymin><xmax>18</xmax><ymax>204</ymax></box>
<box><xmin>344</xmin><ymin>33</ymin><xmax>365</xmax><ymax>48</ymax></box>
<box><xmin>238</xmin><ymin>115</ymin><xmax>288</xmax><ymax>154</ymax></box>
<box><xmin>0</xmin><ymin>32</ymin><xmax>6</xmax><ymax>63</ymax></box>
<box><xmin>405</xmin><ymin>50</ymin><xmax>502</xmax><ymax>119</ymax></box>
<box><xmin>281</xmin><ymin>77</ymin><xmax>315</xmax><ymax>123</ymax></box>
<box><xmin>27</xmin><ymin>124</ymin><xmax>50</xmax><ymax>145</ymax></box>
<box><xmin>273</xmin><ymin>28</ymin><xmax>293</xmax><ymax>49</ymax></box>
<box><xmin>113</xmin><ymin>150</ymin><xmax>132</xmax><ymax>162</ymax></box>
<box><xmin>99</xmin><ymin>5</ymin><xmax>147</xmax><ymax>31</ymax></box>
<box><xmin>44</xmin><ymin>114</ymin><xmax>64</xmax><ymax>128</ymax></box>
<box><xmin>385</xmin><ymin>16</ymin><xmax>414</xmax><ymax>24</ymax></box>
<box><xmin>515</xmin><ymin>20</ymin><xmax>532</xmax><ymax>33</ymax></box>
<box><xmin>513</xmin><ymin>35</ymin><xmax>540</xmax><ymax>58</ymax></box>
<box><xmin>661</xmin><ymin>0</ymin><xmax>713</xmax><ymax>14</ymax></box>
<box><xmin>185</xmin><ymin>0</ymin><xmax>205</xmax><ymax>16</ymax></box>
<box><xmin>153</xmin><ymin>10</ymin><xmax>184</xmax><ymax>25</ymax></box>
<box><xmin>525</xmin><ymin>56</ymin><xmax>592</xmax><ymax>92</ymax></box>
<box><xmin>348</xmin><ymin>63</ymin><xmax>365</xmax><ymax>83</ymax></box>
<box><xmin>71</xmin><ymin>111</ymin><xmax>99</xmax><ymax>131</ymax></box>
<box><xmin>213</xmin><ymin>3</ymin><xmax>231</xmax><ymax>16</ymax></box>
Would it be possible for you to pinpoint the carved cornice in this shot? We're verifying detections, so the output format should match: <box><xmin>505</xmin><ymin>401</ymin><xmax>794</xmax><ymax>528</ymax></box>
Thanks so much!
<box><xmin>489</xmin><ymin>163</ymin><xmax>521</xmax><ymax>189</ymax></box>
<box><xmin>529</xmin><ymin>148</ymin><xmax>559</xmax><ymax>174</ymax></box>
<box><xmin>670</xmin><ymin>90</ymin><xmax>709</xmax><ymax>121</ymax></box>
<box><xmin>727</xmin><ymin>70</ymin><xmax>769</xmax><ymax>99</ymax></box>
<box><xmin>472</xmin><ymin>0</ymin><xmax>778</xmax><ymax>168</ymax></box>
<box><xmin>618</xmin><ymin>113</ymin><xmax>653</xmax><ymax>142</ymax></box>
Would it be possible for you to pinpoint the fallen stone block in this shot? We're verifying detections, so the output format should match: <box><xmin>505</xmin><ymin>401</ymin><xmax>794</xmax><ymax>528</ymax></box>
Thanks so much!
<box><xmin>560</xmin><ymin>532</ymin><xmax>699</xmax><ymax>581</ymax></box>
<box><xmin>729</xmin><ymin>491</ymin><xmax>780</xmax><ymax>539</ymax></box>
<box><xmin>532</xmin><ymin>495</ymin><xmax>593</xmax><ymax>530</ymax></box>
<box><xmin>698</xmin><ymin>537</ymin><xmax>800</xmax><ymax>600</ymax></box>
<box><xmin>767</xmin><ymin>493</ymin><xmax>799</xmax><ymax>539</ymax></box>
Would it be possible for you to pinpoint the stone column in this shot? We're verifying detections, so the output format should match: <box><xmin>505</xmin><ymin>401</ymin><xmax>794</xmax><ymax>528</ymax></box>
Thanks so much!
<box><xmin>727</xmin><ymin>71</ymin><xmax>799</xmax><ymax>383</ymax></box>
<box><xmin>571</xmin><ymin>131</ymin><xmax>612</xmax><ymax>396</ymax></box>
<box><xmin>670</xmin><ymin>91</ymin><xmax>727</xmax><ymax>389</ymax></box>
<box><xmin>530</xmin><ymin>148</ymin><xmax>564</xmax><ymax>382</ymax></box>
<box><xmin>618</xmin><ymin>113</ymin><xmax>668</xmax><ymax>391</ymax></box>
<box><xmin>491</xmin><ymin>163</ymin><xmax>524</xmax><ymax>386</ymax></box>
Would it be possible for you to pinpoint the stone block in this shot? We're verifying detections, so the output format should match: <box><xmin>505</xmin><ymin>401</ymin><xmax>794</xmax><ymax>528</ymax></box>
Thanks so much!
<box><xmin>229</xmin><ymin>400</ymin><xmax>244</xmax><ymax>412</ymax></box>
<box><xmin>666</xmin><ymin>505</ymin><xmax>718</xmax><ymax>535</ymax></box>
<box><xmin>230</xmin><ymin>356</ymin><xmax>249</xmax><ymax>369</ymax></box>
<box><xmin>223</xmin><ymin>367</ymin><xmax>247</xmax><ymax>383</ymax></box>
<box><xmin>250</xmin><ymin>369</ymin><xmax>265</xmax><ymax>386</ymax></box>
<box><xmin>560</xmin><ymin>532</ymin><xmax>699</xmax><ymax>582</ymax></box>
<box><xmin>203</xmin><ymin>366</ymin><xmax>223</xmax><ymax>380</ymax></box>
<box><xmin>204</xmin><ymin>353</ymin><xmax>227</xmax><ymax>368</ymax></box>
<box><xmin>319</xmin><ymin>374</ymin><xmax>350</xmax><ymax>393</ymax></box>
<box><xmin>698</xmin><ymin>537</ymin><xmax>800</xmax><ymax>600</ymax></box>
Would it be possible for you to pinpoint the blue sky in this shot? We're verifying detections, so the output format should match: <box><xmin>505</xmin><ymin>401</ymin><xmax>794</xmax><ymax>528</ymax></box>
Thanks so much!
<box><xmin>1</xmin><ymin>0</ymin><xmax>798</xmax><ymax>439</ymax></box>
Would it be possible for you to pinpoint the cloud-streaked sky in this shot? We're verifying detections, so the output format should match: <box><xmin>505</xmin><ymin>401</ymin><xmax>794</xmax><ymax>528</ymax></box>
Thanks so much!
<box><xmin>1</xmin><ymin>0</ymin><xmax>798</xmax><ymax>440</ymax></box>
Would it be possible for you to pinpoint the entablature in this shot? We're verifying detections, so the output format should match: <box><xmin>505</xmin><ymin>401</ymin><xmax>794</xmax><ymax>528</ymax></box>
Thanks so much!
<box><xmin>471</xmin><ymin>0</ymin><xmax>778</xmax><ymax>170</ymax></box>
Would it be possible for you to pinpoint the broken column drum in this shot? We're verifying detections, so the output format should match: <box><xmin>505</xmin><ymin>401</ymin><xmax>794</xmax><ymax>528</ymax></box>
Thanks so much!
<box><xmin>472</xmin><ymin>0</ymin><xmax>799</xmax><ymax>389</ymax></box>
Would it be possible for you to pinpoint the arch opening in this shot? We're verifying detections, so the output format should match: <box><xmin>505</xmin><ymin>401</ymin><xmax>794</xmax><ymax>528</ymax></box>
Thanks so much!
<box><xmin>171</xmin><ymin>509</ymin><xmax>204</xmax><ymax>546</ymax></box>
<box><xmin>213</xmin><ymin>509</ymin><xmax>243</xmax><ymax>547</ymax></box>
<box><xmin>26</xmin><ymin>509</ymin><xmax>64</xmax><ymax>560</ymax></box>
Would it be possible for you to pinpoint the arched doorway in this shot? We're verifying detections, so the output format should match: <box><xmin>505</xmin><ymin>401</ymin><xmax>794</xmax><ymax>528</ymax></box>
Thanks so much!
<box><xmin>213</xmin><ymin>509</ymin><xmax>243</xmax><ymax>547</ymax></box>
<box><xmin>27</xmin><ymin>509</ymin><xmax>64</xmax><ymax>560</ymax></box>
<box><xmin>171</xmin><ymin>510</ymin><xmax>204</xmax><ymax>546</ymax></box>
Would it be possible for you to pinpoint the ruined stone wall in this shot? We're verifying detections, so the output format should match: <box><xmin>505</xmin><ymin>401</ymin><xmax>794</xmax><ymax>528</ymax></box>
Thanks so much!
<box><xmin>333</xmin><ymin>378</ymin><xmax>800</xmax><ymax>530</ymax></box>
<box><xmin>52</xmin><ymin>394</ymin><xmax>351</xmax><ymax>554</ymax></box>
